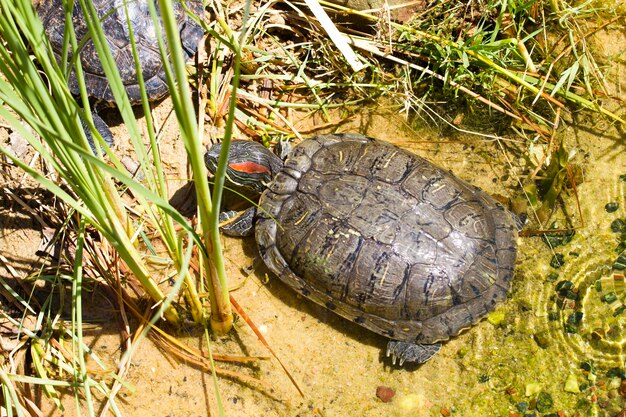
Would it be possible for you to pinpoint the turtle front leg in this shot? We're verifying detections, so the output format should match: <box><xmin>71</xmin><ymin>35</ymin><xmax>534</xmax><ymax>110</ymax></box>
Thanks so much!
<box><xmin>386</xmin><ymin>341</ymin><xmax>441</xmax><ymax>366</ymax></box>
<box><xmin>220</xmin><ymin>207</ymin><xmax>257</xmax><ymax>237</ymax></box>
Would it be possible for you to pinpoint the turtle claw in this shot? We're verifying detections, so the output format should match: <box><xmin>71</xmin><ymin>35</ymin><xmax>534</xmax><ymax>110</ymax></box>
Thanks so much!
<box><xmin>386</xmin><ymin>341</ymin><xmax>441</xmax><ymax>365</ymax></box>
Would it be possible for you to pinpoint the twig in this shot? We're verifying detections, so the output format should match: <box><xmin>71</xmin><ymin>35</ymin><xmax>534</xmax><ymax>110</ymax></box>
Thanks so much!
<box><xmin>303</xmin><ymin>0</ymin><xmax>367</xmax><ymax>73</ymax></box>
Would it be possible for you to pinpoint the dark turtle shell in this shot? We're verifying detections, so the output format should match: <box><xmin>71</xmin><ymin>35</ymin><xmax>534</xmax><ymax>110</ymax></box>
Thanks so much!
<box><xmin>255</xmin><ymin>134</ymin><xmax>518</xmax><ymax>344</ymax></box>
<box><xmin>36</xmin><ymin>0</ymin><xmax>204</xmax><ymax>103</ymax></box>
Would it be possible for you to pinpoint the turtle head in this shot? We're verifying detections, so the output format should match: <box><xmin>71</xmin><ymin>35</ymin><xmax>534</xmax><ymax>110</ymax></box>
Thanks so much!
<box><xmin>205</xmin><ymin>140</ymin><xmax>283</xmax><ymax>197</ymax></box>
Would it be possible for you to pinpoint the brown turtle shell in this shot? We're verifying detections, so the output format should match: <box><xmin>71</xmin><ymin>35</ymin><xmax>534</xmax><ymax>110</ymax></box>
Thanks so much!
<box><xmin>36</xmin><ymin>0</ymin><xmax>204</xmax><ymax>103</ymax></box>
<box><xmin>256</xmin><ymin>134</ymin><xmax>518</xmax><ymax>344</ymax></box>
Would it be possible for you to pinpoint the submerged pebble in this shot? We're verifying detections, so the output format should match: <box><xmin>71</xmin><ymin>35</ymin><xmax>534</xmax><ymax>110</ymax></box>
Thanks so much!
<box><xmin>614</xmin><ymin>254</ymin><xmax>626</xmax><ymax>270</ymax></box>
<box><xmin>564</xmin><ymin>374</ymin><xmax>580</xmax><ymax>393</ymax></box>
<box><xmin>536</xmin><ymin>391</ymin><xmax>554</xmax><ymax>412</ymax></box>
<box><xmin>611</xmin><ymin>219</ymin><xmax>626</xmax><ymax>233</ymax></box>
<box><xmin>525</xmin><ymin>382</ymin><xmax>542</xmax><ymax>396</ymax></box>
<box><xmin>602</xmin><ymin>292</ymin><xmax>618</xmax><ymax>303</ymax></box>
<box><xmin>551</xmin><ymin>253</ymin><xmax>565</xmax><ymax>268</ymax></box>
<box><xmin>606</xmin><ymin>202</ymin><xmax>619</xmax><ymax>213</ymax></box>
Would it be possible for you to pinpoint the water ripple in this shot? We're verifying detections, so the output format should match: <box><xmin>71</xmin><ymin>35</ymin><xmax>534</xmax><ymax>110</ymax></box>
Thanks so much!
<box><xmin>535</xmin><ymin>232</ymin><xmax>625</xmax><ymax>367</ymax></box>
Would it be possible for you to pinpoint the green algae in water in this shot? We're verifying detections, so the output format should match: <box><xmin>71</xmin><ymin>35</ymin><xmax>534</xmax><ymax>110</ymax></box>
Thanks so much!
<box><xmin>546</xmin><ymin>272</ymin><xmax>559</xmax><ymax>282</ymax></box>
<box><xmin>602</xmin><ymin>292</ymin><xmax>618</xmax><ymax>303</ymax></box>
<box><xmin>487</xmin><ymin>310</ymin><xmax>506</xmax><ymax>326</ymax></box>
<box><xmin>550</xmin><ymin>253</ymin><xmax>565</xmax><ymax>268</ymax></box>
<box><xmin>605</xmin><ymin>367</ymin><xmax>626</xmax><ymax>379</ymax></box>
<box><xmin>535</xmin><ymin>391</ymin><xmax>554</xmax><ymax>412</ymax></box>
<box><xmin>580</xmin><ymin>361</ymin><xmax>595</xmax><ymax>372</ymax></box>
<box><xmin>556</xmin><ymin>280</ymin><xmax>575</xmax><ymax>292</ymax></box>
<box><xmin>543</xmin><ymin>223</ymin><xmax>576</xmax><ymax>247</ymax></box>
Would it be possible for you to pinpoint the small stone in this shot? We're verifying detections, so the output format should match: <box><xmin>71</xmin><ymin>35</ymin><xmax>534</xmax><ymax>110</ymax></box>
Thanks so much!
<box><xmin>8</xmin><ymin>129</ymin><xmax>30</xmax><ymax>158</ymax></box>
<box><xmin>611</xmin><ymin>219</ymin><xmax>626</xmax><ymax>233</ymax></box>
<box><xmin>602</xmin><ymin>292</ymin><xmax>618</xmax><ymax>303</ymax></box>
<box><xmin>536</xmin><ymin>391</ymin><xmax>554</xmax><ymax>412</ymax></box>
<box><xmin>567</xmin><ymin>312</ymin><xmax>583</xmax><ymax>325</ymax></box>
<box><xmin>614</xmin><ymin>254</ymin><xmax>626</xmax><ymax>270</ymax></box>
<box><xmin>525</xmin><ymin>382</ymin><xmax>542</xmax><ymax>396</ymax></box>
<box><xmin>551</xmin><ymin>253</ymin><xmax>565</xmax><ymax>268</ymax></box>
<box><xmin>376</xmin><ymin>385</ymin><xmax>395</xmax><ymax>403</ymax></box>
<box><xmin>440</xmin><ymin>406</ymin><xmax>451</xmax><ymax>416</ymax></box>
<box><xmin>619</xmin><ymin>380</ymin><xmax>626</xmax><ymax>398</ymax></box>
<box><xmin>596</xmin><ymin>396</ymin><xmax>610</xmax><ymax>409</ymax></box>
<box><xmin>564</xmin><ymin>374</ymin><xmax>580</xmax><ymax>393</ymax></box>
<box><xmin>606</xmin><ymin>202</ymin><xmax>619</xmax><ymax>213</ymax></box>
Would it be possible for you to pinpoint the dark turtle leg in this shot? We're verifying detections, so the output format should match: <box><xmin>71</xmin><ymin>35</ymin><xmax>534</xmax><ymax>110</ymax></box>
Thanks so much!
<box><xmin>220</xmin><ymin>207</ymin><xmax>257</xmax><ymax>237</ymax></box>
<box><xmin>386</xmin><ymin>341</ymin><xmax>441</xmax><ymax>366</ymax></box>
<box><xmin>80</xmin><ymin>111</ymin><xmax>114</xmax><ymax>154</ymax></box>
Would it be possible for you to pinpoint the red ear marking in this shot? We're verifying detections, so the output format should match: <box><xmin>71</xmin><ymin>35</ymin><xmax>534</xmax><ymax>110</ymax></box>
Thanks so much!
<box><xmin>228</xmin><ymin>162</ymin><xmax>270</xmax><ymax>174</ymax></box>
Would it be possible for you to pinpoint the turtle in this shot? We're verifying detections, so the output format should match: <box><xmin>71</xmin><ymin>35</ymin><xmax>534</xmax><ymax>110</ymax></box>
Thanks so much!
<box><xmin>205</xmin><ymin>133</ymin><xmax>519</xmax><ymax>365</ymax></box>
<box><xmin>35</xmin><ymin>0</ymin><xmax>204</xmax><ymax>147</ymax></box>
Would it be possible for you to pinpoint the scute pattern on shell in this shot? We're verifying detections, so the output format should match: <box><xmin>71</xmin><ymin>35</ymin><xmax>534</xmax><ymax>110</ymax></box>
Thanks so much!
<box><xmin>36</xmin><ymin>0</ymin><xmax>204</xmax><ymax>103</ymax></box>
<box><xmin>256</xmin><ymin>134</ymin><xmax>518</xmax><ymax>344</ymax></box>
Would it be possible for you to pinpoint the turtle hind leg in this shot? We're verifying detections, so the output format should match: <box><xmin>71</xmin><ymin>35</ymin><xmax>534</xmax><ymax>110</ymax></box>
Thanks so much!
<box><xmin>386</xmin><ymin>341</ymin><xmax>441</xmax><ymax>366</ymax></box>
